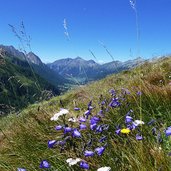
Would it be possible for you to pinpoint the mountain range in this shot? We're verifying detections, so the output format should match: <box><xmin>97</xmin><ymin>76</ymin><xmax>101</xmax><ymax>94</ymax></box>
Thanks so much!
<box><xmin>0</xmin><ymin>44</ymin><xmax>146</xmax><ymax>114</ymax></box>
<box><xmin>0</xmin><ymin>45</ymin><xmax>146</xmax><ymax>86</ymax></box>
<box><xmin>48</xmin><ymin>56</ymin><xmax>145</xmax><ymax>83</ymax></box>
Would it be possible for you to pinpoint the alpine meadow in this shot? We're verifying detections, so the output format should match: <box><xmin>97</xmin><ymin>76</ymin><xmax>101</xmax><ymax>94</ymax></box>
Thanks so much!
<box><xmin>0</xmin><ymin>0</ymin><xmax>171</xmax><ymax>171</ymax></box>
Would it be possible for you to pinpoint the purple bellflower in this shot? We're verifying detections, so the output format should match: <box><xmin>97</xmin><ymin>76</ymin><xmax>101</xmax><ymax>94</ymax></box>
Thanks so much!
<box><xmin>80</xmin><ymin>161</ymin><xmax>89</xmax><ymax>169</ymax></box>
<box><xmin>64</xmin><ymin>127</ymin><xmax>72</xmax><ymax>134</ymax></box>
<box><xmin>40</xmin><ymin>160</ymin><xmax>50</xmax><ymax>169</ymax></box>
<box><xmin>90</xmin><ymin>116</ymin><xmax>100</xmax><ymax>125</ymax></box>
<box><xmin>74</xmin><ymin>107</ymin><xmax>80</xmax><ymax>111</ymax></box>
<box><xmin>84</xmin><ymin>150</ymin><xmax>94</xmax><ymax>157</ymax></box>
<box><xmin>165</xmin><ymin>126</ymin><xmax>171</xmax><ymax>136</ymax></box>
<box><xmin>95</xmin><ymin>146</ymin><xmax>105</xmax><ymax>156</ymax></box>
<box><xmin>90</xmin><ymin>123</ymin><xmax>97</xmax><ymax>130</ymax></box>
<box><xmin>136</xmin><ymin>134</ymin><xmax>143</xmax><ymax>140</ymax></box>
<box><xmin>17</xmin><ymin>168</ymin><xmax>26</xmax><ymax>171</ymax></box>
<box><xmin>79</xmin><ymin>117</ymin><xmax>86</xmax><ymax>122</ymax></box>
<box><xmin>80</xmin><ymin>124</ymin><xmax>87</xmax><ymax>130</ymax></box>
<box><xmin>48</xmin><ymin>140</ymin><xmax>57</xmax><ymax>148</ymax></box>
<box><xmin>73</xmin><ymin>129</ymin><xmax>81</xmax><ymax>138</ymax></box>
<box><xmin>55</xmin><ymin>125</ymin><xmax>63</xmax><ymax>131</ymax></box>
<box><xmin>125</xmin><ymin>115</ymin><xmax>133</xmax><ymax>123</ymax></box>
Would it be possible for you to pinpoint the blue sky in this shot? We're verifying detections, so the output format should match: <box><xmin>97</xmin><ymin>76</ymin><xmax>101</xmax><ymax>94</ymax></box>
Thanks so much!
<box><xmin>0</xmin><ymin>0</ymin><xmax>171</xmax><ymax>63</ymax></box>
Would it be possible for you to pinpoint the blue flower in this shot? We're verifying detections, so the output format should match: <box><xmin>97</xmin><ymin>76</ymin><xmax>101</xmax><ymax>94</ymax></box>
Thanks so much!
<box><xmin>55</xmin><ymin>125</ymin><xmax>63</xmax><ymax>131</ymax></box>
<box><xmin>85</xmin><ymin>110</ymin><xmax>91</xmax><ymax>118</ymax></box>
<box><xmin>48</xmin><ymin>140</ymin><xmax>57</xmax><ymax>148</ymax></box>
<box><xmin>90</xmin><ymin>123</ymin><xmax>97</xmax><ymax>130</ymax></box>
<box><xmin>17</xmin><ymin>168</ymin><xmax>26</xmax><ymax>171</ymax></box>
<box><xmin>95</xmin><ymin>146</ymin><xmax>105</xmax><ymax>156</ymax></box>
<box><xmin>87</xmin><ymin>100</ymin><xmax>93</xmax><ymax>110</ymax></box>
<box><xmin>125</xmin><ymin>115</ymin><xmax>133</xmax><ymax>123</ymax></box>
<box><xmin>101</xmin><ymin>101</ymin><xmax>106</xmax><ymax>105</ymax></box>
<box><xmin>80</xmin><ymin>124</ymin><xmax>87</xmax><ymax>130</ymax></box>
<box><xmin>90</xmin><ymin>116</ymin><xmax>100</xmax><ymax>125</ymax></box>
<box><xmin>136</xmin><ymin>134</ymin><xmax>143</xmax><ymax>140</ymax></box>
<box><xmin>165</xmin><ymin>126</ymin><xmax>171</xmax><ymax>136</ymax></box>
<box><xmin>127</xmin><ymin>123</ymin><xmax>136</xmax><ymax>130</ymax></box>
<box><xmin>79</xmin><ymin>117</ymin><xmax>86</xmax><ymax>122</ymax></box>
<box><xmin>115</xmin><ymin>129</ymin><xmax>121</xmax><ymax>135</ymax></box>
<box><xmin>109</xmin><ymin>89</ymin><xmax>116</xmax><ymax>96</ymax></box>
<box><xmin>64</xmin><ymin>127</ymin><xmax>72</xmax><ymax>134</ymax></box>
<box><xmin>108</xmin><ymin>98</ymin><xmax>120</xmax><ymax>108</ymax></box>
<box><xmin>88</xmin><ymin>100</ymin><xmax>92</xmax><ymax>107</ymax></box>
<box><xmin>88</xmin><ymin>106</ymin><xmax>93</xmax><ymax>110</ymax></box>
<box><xmin>74</xmin><ymin>107</ymin><xmax>80</xmax><ymax>111</ymax></box>
<box><xmin>96</xmin><ymin>124</ymin><xmax>109</xmax><ymax>133</ymax></box>
<box><xmin>80</xmin><ymin>161</ymin><xmax>89</xmax><ymax>169</ymax></box>
<box><xmin>137</xmin><ymin>91</ymin><xmax>142</xmax><ymax>96</ymax></box>
<box><xmin>84</xmin><ymin>150</ymin><xmax>94</xmax><ymax>157</ymax></box>
<box><xmin>73</xmin><ymin>129</ymin><xmax>81</xmax><ymax>138</ymax></box>
<box><xmin>96</xmin><ymin>125</ymin><xmax>103</xmax><ymax>133</ymax></box>
<box><xmin>40</xmin><ymin>160</ymin><xmax>50</xmax><ymax>169</ymax></box>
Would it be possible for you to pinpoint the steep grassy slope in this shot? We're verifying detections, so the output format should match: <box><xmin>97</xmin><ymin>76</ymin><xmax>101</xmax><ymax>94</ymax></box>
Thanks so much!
<box><xmin>0</xmin><ymin>56</ymin><xmax>171</xmax><ymax>171</ymax></box>
<box><xmin>0</xmin><ymin>55</ymin><xmax>60</xmax><ymax>114</ymax></box>
<box><xmin>0</xmin><ymin>45</ymin><xmax>69</xmax><ymax>92</ymax></box>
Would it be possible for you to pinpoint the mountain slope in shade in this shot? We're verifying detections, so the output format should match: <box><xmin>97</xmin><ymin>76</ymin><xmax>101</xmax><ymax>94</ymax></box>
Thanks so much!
<box><xmin>0</xmin><ymin>45</ymin><xmax>68</xmax><ymax>90</ymax></box>
<box><xmin>0</xmin><ymin>53</ymin><xmax>60</xmax><ymax>114</ymax></box>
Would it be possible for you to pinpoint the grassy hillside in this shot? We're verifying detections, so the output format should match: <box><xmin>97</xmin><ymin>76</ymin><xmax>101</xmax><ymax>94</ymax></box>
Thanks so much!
<box><xmin>0</xmin><ymin>55</ymin><xmax>60</xmax><ymax>114</ymax></box>
<box><xmin>0</xmin><ymin>56</ymin><xmax>171</xmax><ymax>171</ymax></box>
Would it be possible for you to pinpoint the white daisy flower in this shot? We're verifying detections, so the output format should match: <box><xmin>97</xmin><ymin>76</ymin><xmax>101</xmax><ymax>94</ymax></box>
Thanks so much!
<box><xmin>60</xmin><ymin>108</ymin><xmax>69</xmax><ymax>115</ymax></box>
<box><xmin>97</xmin><ymin>166</ymin><xmax>111</xmax><ymax>171</ymax></box>
<box><xmin>68</xmin><ymin>117</ymin><xmax>77</xmax><ymax>122</ymax></box>
<box><xmin>133</xmin><ymin>120</ymin><xmax>145</xmax><ymax>126</ymax></box>
<box><xmin>50</xmin><ymin>109</ymin><xmax>69</xmax><ymax>121</ymax></box>
<box><xmin>66</xmin><ymin>158</ymin><xmax>81</xmax><ymax>166</ymax></box>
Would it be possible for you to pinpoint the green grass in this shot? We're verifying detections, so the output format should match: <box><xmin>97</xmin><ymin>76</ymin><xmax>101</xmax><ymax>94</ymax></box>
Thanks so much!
<box><xmin>0</xmin><ymin>56</ymin><xmax>171</xmax><ymax>171</ymax></box>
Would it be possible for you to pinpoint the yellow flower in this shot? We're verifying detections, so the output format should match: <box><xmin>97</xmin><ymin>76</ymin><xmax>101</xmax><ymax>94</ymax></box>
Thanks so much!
<box><xmin>121</xmin><ymin>128</ymin><xmax>131</xmax><ymax>134</ymax></box>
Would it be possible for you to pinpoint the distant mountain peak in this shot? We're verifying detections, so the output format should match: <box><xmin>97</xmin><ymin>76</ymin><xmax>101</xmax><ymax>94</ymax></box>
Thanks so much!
<box><xmin>0</xmin><ymin>44</ymin><xmax>25</xmax><ymax>60</ymax></box>
<box><xmin>75</xmin><ymin>56</ymin><xmax>83</xmax><ymax>60</ymax></box>
<box><xmin>26</xmin><ymin>51</ymin><xmax>43</xmax><ymax>65</ymax></box>
<box><xmin>88</xmin><ymin>59</ymin><xmax>96</xmax><ymax>63</ymax></box>
<box><xmin>0</xmin><ymin>45</ymin><xmax>43</xmax><ymax>65</ymax></box>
